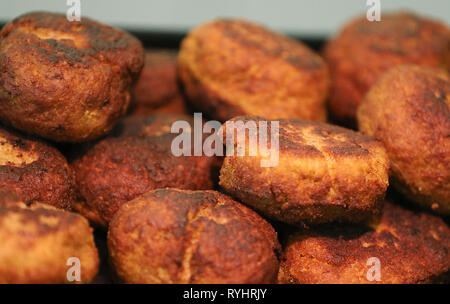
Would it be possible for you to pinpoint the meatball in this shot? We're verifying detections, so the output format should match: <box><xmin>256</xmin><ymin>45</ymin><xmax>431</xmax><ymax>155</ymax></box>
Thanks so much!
<box><xmin>0</xmin><ymin>12</ymin><xmax>144</xmax><ymax>142</ymax></box>
<box><xmin>72</xmin><ymin>114</ymin><xmax>219</xmax><ymax>225</ymax></box>
<box><xmin>0</xmin><ymin>200</ymin><xmax>99</xmax><ymax>283</ymax></box>
<box><xmin>357</xmin><ymin>65</ymin><xmax>450</xmax><ymax>215</ymax></box>
<box><xmin>108</xmin><ymin>189</ymin><xmax>280</xmax><ymax>283</ymax></box>
<box><xmin>219</xmin><ymin>116</ymin><xmax>389</xmax><ymax>226</ymax></box>
<box><xmin>131</xmin><ymin>50</ymin><xmax>188</xmax><ymax>115</ymax></box>
<box><xmin>178</xmin><ymin>19</ymin><xmax>330</xmax><ymax>122</ymax></box>
<box><xmin>324</xmin><ymin>12</ymin><xmax>450</xmax><ymax>124</ymax></box>
<box><xmin>0</xmin><ymin>125</ymin><xmax>75</xmax><ymax>210</ymax></box>
<box><xmin>278</xmin><ymin>201</ymin><xmax>450</xmax><ymax>284</ymax></box>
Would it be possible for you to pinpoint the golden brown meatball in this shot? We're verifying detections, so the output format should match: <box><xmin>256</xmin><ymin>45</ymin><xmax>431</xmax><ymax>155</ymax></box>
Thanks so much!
<box><xmin>178</xmin><ymin>19</ymin><xmax>330</xmax><ymax>122</ymax></box>
<box><xmin>108</xmin><ymin>189</ymin><xmax>280</xmax><ymax>283</ymax></box>
<box><xmin>0</xmin><ymin>125</ymin><xmax>75</xmax><ymax>210</ymax></box>
<box><xmin>72</xmin><ymin>114</ymin><xmax>219</xmax><ymax>225</ymax></box>
<box><xmin>324</xmin><ymin>12</ymin><xmax>450</xmax><ymax>124</ymax></box>
<box><xmin>357</xmin><ymin>65</ymin><xmax>450</xmax><ymax>215</ymax></box>
<box><xmin>0</xmin><ymin>201</ymin><xmax>99</xmax><ymax>283</ymax></box>
<box><xmin>131</xmin><ymin>50</ymin><xmax>188</xmax><ymax>115</ymax></box>
<box><xmin>219</xmin><ymin>116</ymin><xmax>389</xmax><ymax>226</ymax></box>
<box><xmin>279</xmin><ymin>201</ymin><xmax>450</xmax><ymax>284</ymax></box>
<box><xmin>0</xmin><ymin>12</ymin><xmax>144</xmax><ymax>142</ymax></box>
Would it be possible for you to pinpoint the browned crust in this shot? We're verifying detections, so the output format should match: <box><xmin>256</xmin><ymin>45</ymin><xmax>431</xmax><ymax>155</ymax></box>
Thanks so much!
<box><xmin>108</xmin><ymin>189</ymin><xmax>280</xmax><ymax>283</ymax></box>
<box><xmin>324</xmin><ymin>12</ymin><xmax>450</xmax><ymax>123</ymax></box>
<box><xmin>129</xmin><ymin>49</ymin><xmax>189</xmax><ymax>116</ymax></box>
<box><xmin>130</xmin><ymin>94</ymin><xmax>189</xmax><ymax>116</ymax></box>
<box><xmin>0</xmin><ymin>12</ymin><xmax>144</xmax><ymax>142</ymax></box>
<box><xmin>0</xmin><ymin>125</ymin><xmax>75</xmax><ymax>210</ymax></box>
<box><xmin>72</xmin><ymin>114</ymin><xmax>218</xmax><ymax>224</ymax></box>
<box><xmin>279</xmin><ymin>201</ymin><xmax>450</xmax><ymax>284</ymax></box>
<box><xmin>131</xmin><ymin>50</ymin><xmax>181</xmax><ymax>110</ymax></box>
<box><xmin>178</xmin><ymin>19</ymin><xmax>330</xmax><ymax>122</ymax></box>
<box><xmin>219</xmin><ymin>116</ymin><xmax>389</xmax><ymax>225</ymax></box>
<box><xmin>357</xmin><ymin>65</ymin><xmax>450</xmax><ymax>215</ymax></box>
<box><xmin>72</xmin><ymin>198</ymin><xmax>108</xmax><ymax>228</ymax></box>
<box><xmin>0</xmin><ymin>189</ymin><xmax>20</xmax><ymax>204</ymax></box>
<box><xmin>111</xmin><ymin>113</ymin><xmax>194</xmax><ymax>138</ymax></box>
<box><xmin>0</xmin><ymin>201</ymin><xmax>99</xmax><ymax>283</ymax></box>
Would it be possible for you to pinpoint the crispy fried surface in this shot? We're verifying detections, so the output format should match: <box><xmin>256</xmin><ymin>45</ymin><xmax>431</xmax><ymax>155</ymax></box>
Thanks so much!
<box><xmin>72</xmin><ymin>199</ymin><xmax>107</xmax><ymax>228</ymax></box>
<box><xmin>108</xmin><ymin>189</ymin><xmax>280</xmax><ymax>283</ymax></box>
<box><xmin>0</xmin><ymin>189</ymin><xmax>20</xmax><ymax>204</ymax></box>
<box><xmin>0</xmin><ymin>12</ymin><xmax>144</xmax><ymax>142</ymax></box>
<box><xmin>279</xmin><ymin>202</ymin><xmax>450</xmax><ymax>284</ymax></box>
<box><xmin>358</xmin><ymin>65</ymin><xmax>450</xmax><ymax>215</ymax></box>
<box><xmin>0</xmin><ymin>125</ymin><xmax>75</xmax><ymax>210</ymax></box>
<box><xmin>0</xmin><ymin>201</ymin><xmax>99</xmax><ymax>283</ymax></box>
<box><xmin>72</xmin><ymin>114</ymin><xmax>218</xmax><ymax>224</ymax></box>
<box><xmin>111</xmin><ymin>113</ymin><xmax>190</xmax><ymax>137</ymax></box>
<box><xmin>178</xmin><ymin>19</ymin><xmax>330</xmax><ymax>122</ymax></box>
<box><xmin>219</xmin><ymin>116</ymin><xmax>389</xmax><ymax>225</ymax></box>
<box><xmin>324</xmin><ymin>12</ymin><xmax>450</xmax><ymax>123</ymax></box>
<box><xmin>131</xmin><ymin>50</ymin><xmax>188</xmax><ymax>115</ymax></box>
<box><xmin>131</xmin><ymin>94</ymin><xmax>189</xmax><ymax>116</ymax></box>
<box><xmin>131</xmin><ymin>50</ymin><xmax>188</xmax><ymax>114</ymax></box>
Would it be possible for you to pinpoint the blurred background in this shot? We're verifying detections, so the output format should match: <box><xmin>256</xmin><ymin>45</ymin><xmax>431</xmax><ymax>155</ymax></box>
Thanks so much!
<box><xmin>0</xmin><ymin>0</ymin><xmax>448</xmax><ymax>39</ymax></box>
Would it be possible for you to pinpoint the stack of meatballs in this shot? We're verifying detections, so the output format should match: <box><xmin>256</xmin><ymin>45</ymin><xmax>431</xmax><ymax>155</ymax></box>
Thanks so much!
<box><xmin>0</xmin><ymin>11</ymin><xmax>448</xmax><ymax>284</ymax></box>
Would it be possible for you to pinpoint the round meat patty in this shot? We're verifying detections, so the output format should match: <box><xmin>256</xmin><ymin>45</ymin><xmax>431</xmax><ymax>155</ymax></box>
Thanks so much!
<box><xmin>72</xmin><ymin>114</ymin><xmax>219</xmax><ymax>225</ymax></box>
<box><xmin>0</xmin><ymin>12</ymin><xmax>144</xmax><ymax>142</ymax></box>
<box><xmin>0</xmin><ymin>125</ymin><xmax>75</xmax><ymax>210</ymax></box>
<box><xmin>0</xmin><ymin>199</ymin><xmax>99</xmax><ymax>283</ymax></box>
<box><xmin>219</xmin><ymin>116</ymin><xmax>389</xmax><ymax>226</ymax></box>
<box><xmin>108</xmin><ymin>189</ymin><xmax>281</xmax><ymax>283</ymax></box>
<box><xmin>279</xmin><ymin>201</ymin><xmax>450</xmax><ymax>284</ymax></box>
<box><xmin>324</xmin><ymin>12</ymin><xmax>449</xmax><ymax>124</ymax></box>
<box><xmin>178</xmin><ymin>19</ymin><xmax>330</xmax><ymax>122</ymax></box>
<box><xmin>357</xmin><ymin>65</ymin><xmax>450</xmax><ymax>215</ymax></box>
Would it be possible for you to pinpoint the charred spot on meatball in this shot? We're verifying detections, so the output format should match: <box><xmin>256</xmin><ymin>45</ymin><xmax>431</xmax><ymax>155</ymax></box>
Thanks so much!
<box><xmin>0</xmin><ymin>12</ymin><xmax>145</xmax><ymax>142</ymax></box>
